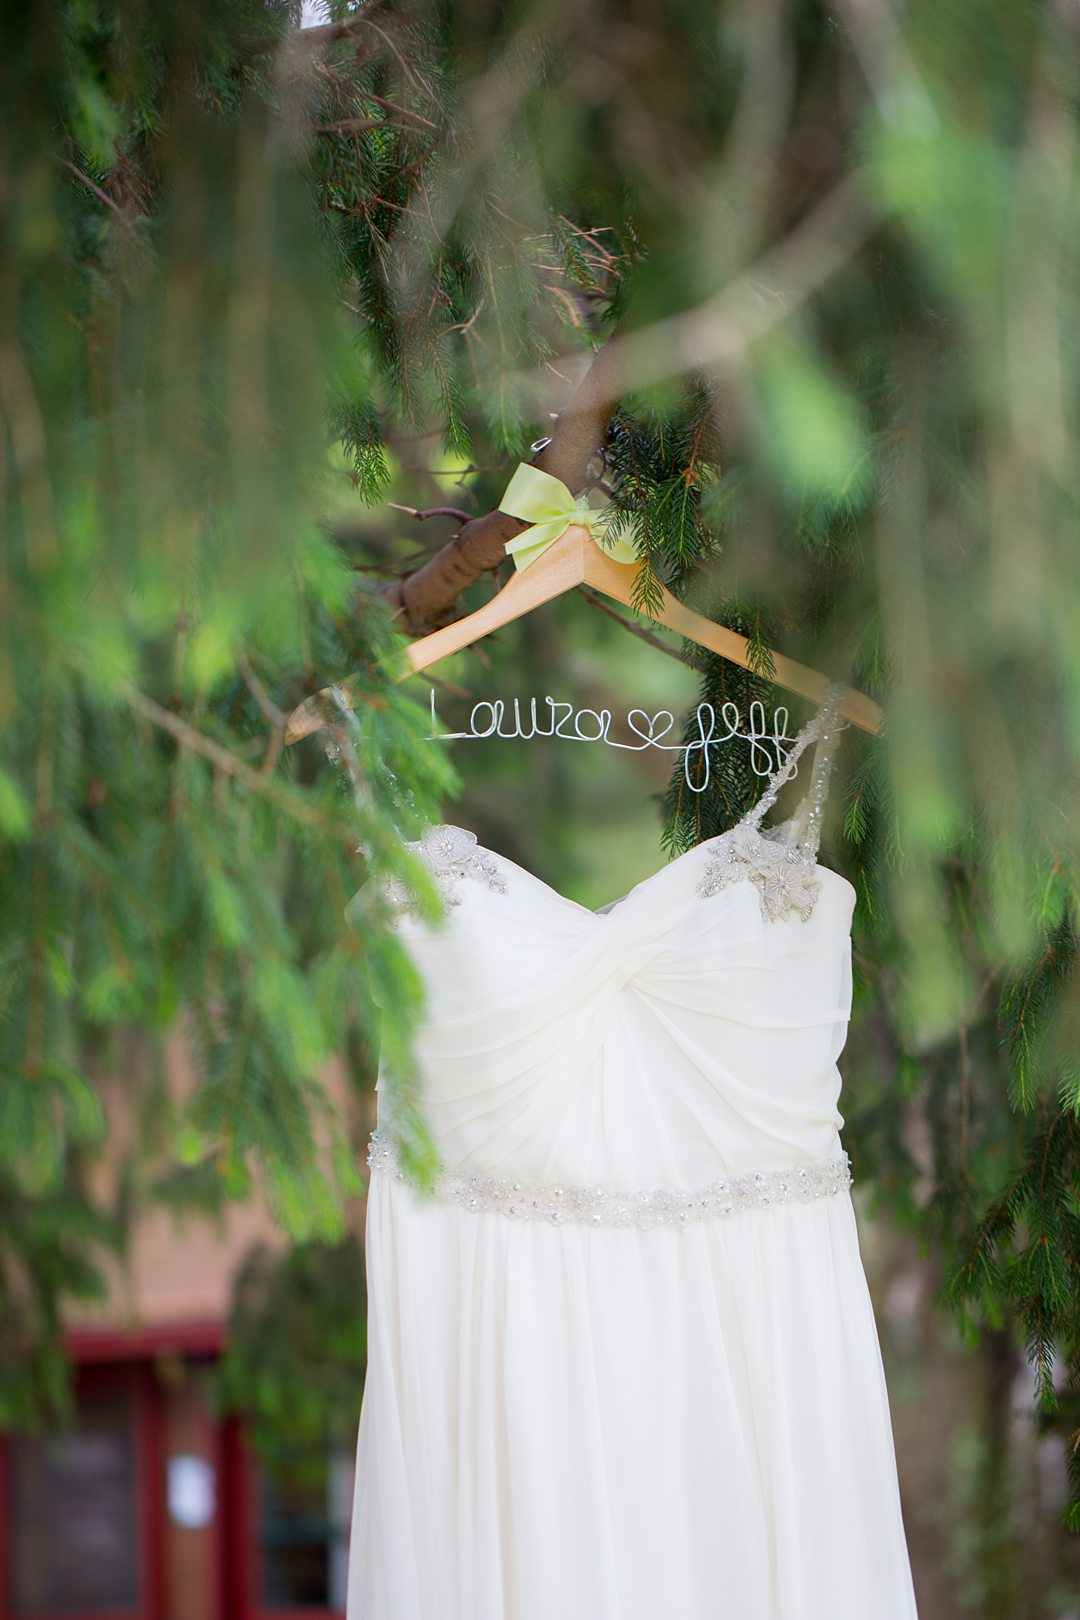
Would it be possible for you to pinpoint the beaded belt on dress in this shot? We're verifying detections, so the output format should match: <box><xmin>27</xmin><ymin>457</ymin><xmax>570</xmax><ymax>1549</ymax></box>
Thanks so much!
<box><xmin>366</xmin><ymin>1130</ymin><xmax>852</xmax><ymax>1232</ymax></box>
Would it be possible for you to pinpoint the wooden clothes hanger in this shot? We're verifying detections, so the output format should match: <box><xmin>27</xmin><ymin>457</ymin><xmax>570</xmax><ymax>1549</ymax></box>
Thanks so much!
<box><xmin>284</xmin><ymin>520</ymin><xmax>885</xmax><ymax>744</ymax></box>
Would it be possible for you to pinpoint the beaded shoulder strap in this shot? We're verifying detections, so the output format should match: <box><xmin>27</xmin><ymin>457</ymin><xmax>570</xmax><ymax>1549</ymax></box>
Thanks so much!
<box><xmin>747</xmin><ymin>679</ymin><xmax>848</xmax><ymax>860</ymax></box>
<box><xmin>696</xmin><ymin>680</ymin><xmax>849</xmax><ymax>923</ymax></box>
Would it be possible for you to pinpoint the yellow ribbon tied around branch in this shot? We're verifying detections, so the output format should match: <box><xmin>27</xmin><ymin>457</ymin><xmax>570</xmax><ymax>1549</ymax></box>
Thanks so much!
<box><xmin>498</xmin><ymin>463</ymin><xmax>640</xmax><ymax>573</ymax></box>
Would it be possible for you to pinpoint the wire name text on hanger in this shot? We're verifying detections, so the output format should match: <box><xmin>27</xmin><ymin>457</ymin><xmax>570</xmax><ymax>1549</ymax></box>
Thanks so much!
<box><xmin>427</xmin><ymin>688</ymin><xmax>810</xmax><ymax>793</ymax></box>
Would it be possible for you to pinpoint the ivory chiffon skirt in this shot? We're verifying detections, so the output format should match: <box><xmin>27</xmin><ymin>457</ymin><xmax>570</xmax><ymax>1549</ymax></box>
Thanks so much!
<box><xmin>346</xmin><ymin>1169</ymin><xmax>919</xmax><ymax>1620</ymax></box>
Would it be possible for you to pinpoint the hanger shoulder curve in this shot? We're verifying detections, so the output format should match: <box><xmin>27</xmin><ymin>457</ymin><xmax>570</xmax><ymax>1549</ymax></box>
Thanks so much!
<box><xmin>403</xmin><ymin>527</ymin><xmax>592</xmax><ymax>676</ymax></box>
<box><xmin>579</xmin><ymin>542</ymin><xmax>884</xmax><ymax>734</ymax></box>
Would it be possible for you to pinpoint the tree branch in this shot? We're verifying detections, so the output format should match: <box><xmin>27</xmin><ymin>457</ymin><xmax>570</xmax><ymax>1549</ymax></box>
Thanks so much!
<box><xmin>515</xmin><ymin>177</ymin><xmax>870</xmax><ymax>403</ymax></box>
<box><xmin>120</xmin><ymin>683</ymin><xmax>356</xmax><ymax>842</ymax></box>
<box><xmin>387</xmin><ymin>502</ymin><xmax>474</xmax><ymax>523</ymax></box>
<box><xmin>575</xmin><ymin>586</ymin><xmax>695</xmax><ymax>668</ymax></box>
<box><xmin>383</xmin><ymin>336</ymin><xmax>624</xmax><ymax>633</ymax></box>
<box><xmin>55</xmin><ymin>154</ymin><xmax>124</xmax><ymax>217</ymax></box>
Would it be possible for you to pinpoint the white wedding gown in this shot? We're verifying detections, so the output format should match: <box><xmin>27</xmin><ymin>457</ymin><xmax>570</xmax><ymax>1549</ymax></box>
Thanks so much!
<box><xmin>346</xmin><ymin>682</ymin><xmax>919</xmax><ymax>1620</ymax></box>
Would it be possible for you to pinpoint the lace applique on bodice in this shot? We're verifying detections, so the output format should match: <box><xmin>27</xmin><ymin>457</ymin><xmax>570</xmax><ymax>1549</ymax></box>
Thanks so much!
<box><xmin>696</xmin><ymin>680</ymin><xmax>849</xmax><ymax>924</ymax></box>
<box><xmin>382</xmin><ymin>823</ymin><xmax>509</xmax><ymax>919</ymax></box>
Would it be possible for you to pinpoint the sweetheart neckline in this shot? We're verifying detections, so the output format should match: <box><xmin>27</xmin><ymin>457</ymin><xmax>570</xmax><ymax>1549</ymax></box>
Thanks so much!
<box><xmin>432</xmin><ymin>818</ymin><xmax>857</xmax><ymax>920</ymax></box>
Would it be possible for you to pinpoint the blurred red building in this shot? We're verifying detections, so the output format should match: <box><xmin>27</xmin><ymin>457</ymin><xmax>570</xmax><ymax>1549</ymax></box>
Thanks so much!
<box><xmin>0</xmin><ymin>1038</ymin><xmax>363</xmax><ymax>1620</ymax></box>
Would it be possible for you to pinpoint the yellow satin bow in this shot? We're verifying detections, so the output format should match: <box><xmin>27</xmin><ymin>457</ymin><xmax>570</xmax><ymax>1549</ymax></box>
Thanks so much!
<box><xmin>498</xmin><ymin>463</ymin><xmax>640</xmax><ymax>573</ymax></box>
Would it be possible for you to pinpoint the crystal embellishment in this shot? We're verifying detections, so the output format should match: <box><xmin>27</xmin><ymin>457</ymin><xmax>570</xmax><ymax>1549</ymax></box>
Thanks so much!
<box><xmin>382</xmin><ymin>824</ymin><xmax>508</xmax><ymax>920</ymax></box>
<box><xmin>698</xmin><ymin>823</ymin><xmax>823</xmax><ymax>923</ymax></box>
<box><xmin>366</xmin><ymin>1130</ymin><xmax>852</xmax><ymax>1231</ymax></box>
<box><xmin>696</xmin><ymin>680</ymin><xmax>848</xmax><ymax>925</ymax></box>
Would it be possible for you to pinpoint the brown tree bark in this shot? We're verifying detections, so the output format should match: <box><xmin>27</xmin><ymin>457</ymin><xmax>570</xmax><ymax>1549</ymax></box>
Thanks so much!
<box><xmin>382</xmin><ymin>336</ymin><xmax>624</xmax><ymax>635</ymax></box>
